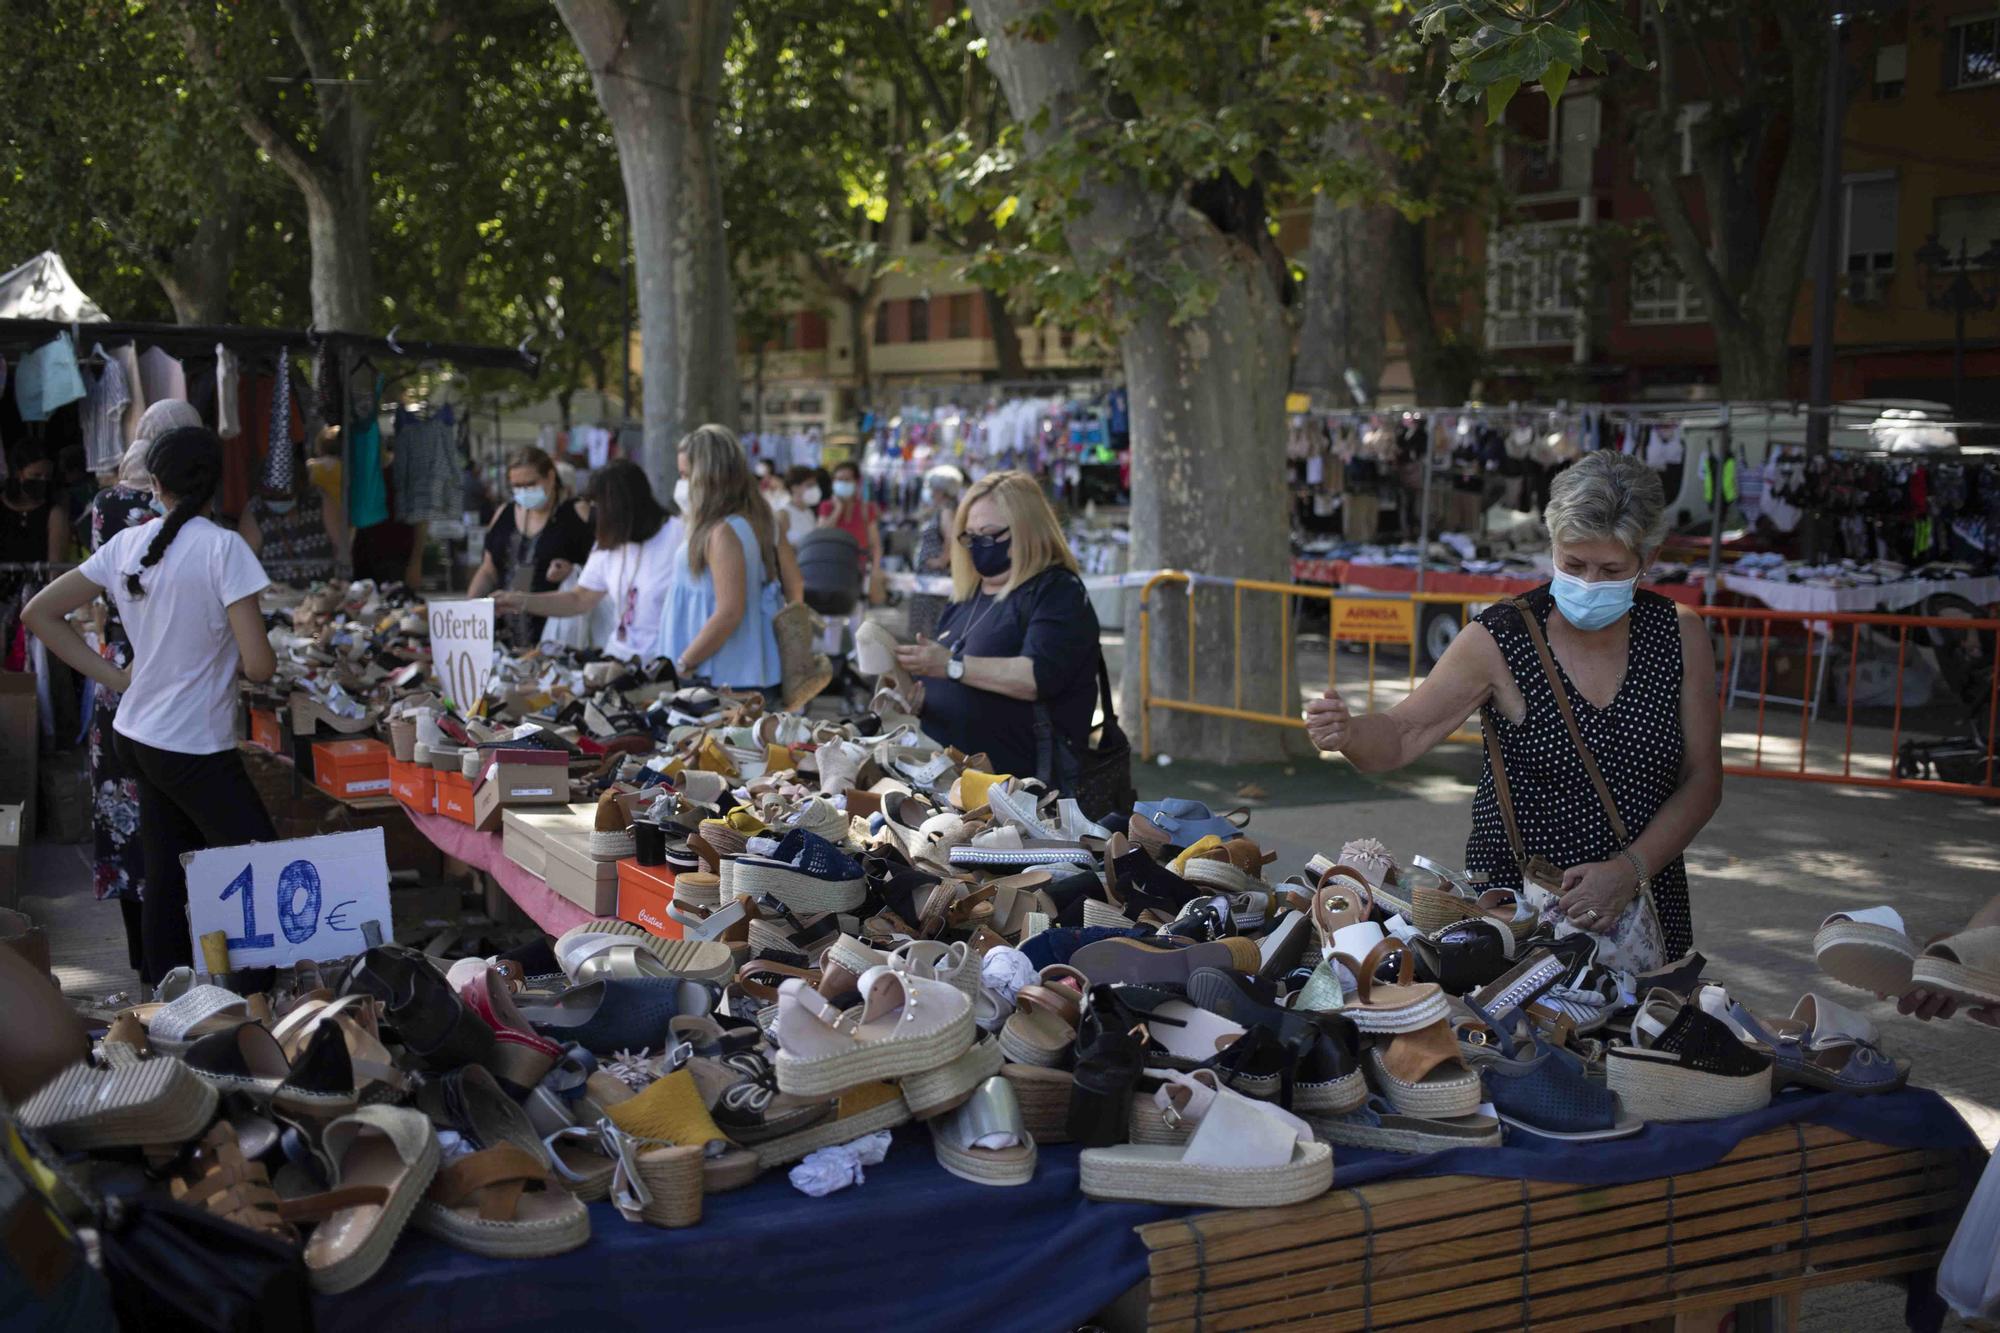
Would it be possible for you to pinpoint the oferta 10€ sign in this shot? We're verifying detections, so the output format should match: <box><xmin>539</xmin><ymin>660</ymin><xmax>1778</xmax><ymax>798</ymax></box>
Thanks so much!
<box><xmin>429</xmin><ymin>597</ymin><xmax>495</xmax><ymax>707</ymax></box>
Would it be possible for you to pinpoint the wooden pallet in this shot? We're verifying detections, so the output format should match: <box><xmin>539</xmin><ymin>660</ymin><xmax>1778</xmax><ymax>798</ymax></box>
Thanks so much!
<box><xmin>1134</xmin><ymin>1123</ymin><xmax>1974</xmax><ymax>1332</ymax></box>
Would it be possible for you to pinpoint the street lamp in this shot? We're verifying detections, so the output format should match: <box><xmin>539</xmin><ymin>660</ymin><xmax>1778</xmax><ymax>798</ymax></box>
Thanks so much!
<box><xmin>1913</xmin><ymin>232</ymin><xmax>2000</xmax><ymax>414</ymax></box>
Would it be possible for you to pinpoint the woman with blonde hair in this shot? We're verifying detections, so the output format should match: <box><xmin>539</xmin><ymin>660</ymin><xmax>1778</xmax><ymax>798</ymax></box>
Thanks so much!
<box><xmin>895</xmin><ymin>469</ymin><xmax>1103</xmax><ymax>783</ymax></box>
<box><xmin>658</xmin><ymin>424</ymin><xmax>787</xmax><ymax>689</ymax></box>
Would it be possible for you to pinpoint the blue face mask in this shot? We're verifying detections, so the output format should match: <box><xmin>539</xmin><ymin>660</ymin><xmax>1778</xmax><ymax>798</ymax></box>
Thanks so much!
<box><xmin>513</xmin><ymin>486</ymin><xmax>548</xmax><ymax>511</ymax></box>
<box><xmin>968</xmin><ymin>533</ymin><xmax>1013</xmax><ymax>579</ymax></box>
<box><xmin>147</xmin><ymin>497</ymin><xmax>166</xmax><ymax>517</ymax></box>
<box><xmin>1550</xmin><ymin>568</ymin><xmax>1637</xmax><ymax>631</ymax></box>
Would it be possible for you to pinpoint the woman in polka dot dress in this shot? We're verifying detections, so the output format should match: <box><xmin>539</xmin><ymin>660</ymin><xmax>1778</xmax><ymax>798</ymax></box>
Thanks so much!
<box><xmin>1305</xmin><ymin>452</ymin><xmax>1722</xmax><ymax>971</ymax></box>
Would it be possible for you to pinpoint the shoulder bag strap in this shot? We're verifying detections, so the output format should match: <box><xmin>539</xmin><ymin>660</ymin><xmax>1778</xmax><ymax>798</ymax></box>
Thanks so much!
<box><xmin>1095</xmin><ymin>651</ymin><xmax>1118</xmax><ymax>729</ymax></box>
<box><xmin>1507</xmin><ymin>596</ymin><xmax>1631</xmax><ymax>847</ymax></box>
<box><xmin>1481</xmin><ymin>715</ymin><xmax>1532</xmax><ymax>873</ymax></box>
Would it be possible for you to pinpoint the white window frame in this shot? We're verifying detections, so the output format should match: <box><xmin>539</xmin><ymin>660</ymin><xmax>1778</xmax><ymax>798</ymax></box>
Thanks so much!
<box><xmin>1676</xmin><ymin>102</ymin><xmax>1709</xmax><ymax>176</ymax></box>
<box><xmin>1486</xmin><ymin>224</ymin><xmax>1587</xmax><ymax>349</ymax></box>
<box><xmin>1840</xmin><ymin>171</ymin><xmax>1900</xmax><ymax>277</ymax></box>
<box><xmin>1947</xmin><ymin>12</ymin><xmax>2000</xmax><ymax>91</ymax></box>
<box><xmin>1628</xmin><ymin>252</ymin><xmax>1707</xmax><ymax>325</ymax></box>
<box><xmin>1873</xmin><ymin>42</ymin><xmax>1907</xmax><ymax>99</ymax></box>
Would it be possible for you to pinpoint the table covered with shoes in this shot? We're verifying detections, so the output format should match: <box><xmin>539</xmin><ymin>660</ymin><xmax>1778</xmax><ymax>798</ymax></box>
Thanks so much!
<box><xmin>8</xmin><ymin>578</ymin><xmax>1991</xmax><ymax>1330</ymax></box>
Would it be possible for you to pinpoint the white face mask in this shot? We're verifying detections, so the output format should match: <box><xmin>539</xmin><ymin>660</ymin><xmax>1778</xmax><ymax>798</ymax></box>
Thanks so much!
<box><xmin>798</xmin><ymin>484</ymin><xmax>822</xmax><ymax>508</ymax></box>
<box><xmin>673</xmin><ymin>477</ymin><xmax>692</xmax><ymax>512</ymax></box>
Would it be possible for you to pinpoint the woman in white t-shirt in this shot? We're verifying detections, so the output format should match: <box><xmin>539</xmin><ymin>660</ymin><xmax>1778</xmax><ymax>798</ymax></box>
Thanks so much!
<box><xmin>496</xmin><ymin>458</ymin><xmax>683</xmax><ymax>662</ymax></box>
<box><xmin>24</xmin><ymin>425</ymin><xmax>276</xmax><ymax>984</ymax></box>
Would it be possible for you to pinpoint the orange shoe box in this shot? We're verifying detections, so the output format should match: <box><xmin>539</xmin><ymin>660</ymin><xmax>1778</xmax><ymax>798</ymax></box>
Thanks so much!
<box><xmin>248</xmin><ymin>707</ymin><xmax>284</xmax><ymax>753</ymax></box>
<box><xmin>312</xmin><ymin>739</ymin><xmax>392</xmax><ymax>799</ymax></box>
<box><xmin>435</xmin><ymin>770</ymin><xmax>476</xmax><ymax>824</ymax></box>
<box><xmin>390</xmin><ymin>760</ymin><xmax>436</xmax><ymax>813</ymax></box>
<box><xmin>616</xmin><ymin>860</ymin><xmax>681</xmax><ymax>940</ymax></box>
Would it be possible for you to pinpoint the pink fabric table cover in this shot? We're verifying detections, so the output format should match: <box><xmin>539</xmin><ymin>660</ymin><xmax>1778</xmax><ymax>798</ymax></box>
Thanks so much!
<box><xmin>404</xmin><ymin>808</ymin><xmax>590</xmax><ymax>936</ymax></box>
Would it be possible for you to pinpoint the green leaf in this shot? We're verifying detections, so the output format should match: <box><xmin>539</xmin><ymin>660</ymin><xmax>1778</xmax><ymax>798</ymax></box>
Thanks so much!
<box><xmin>1485</xmin><ymin>77</ymin><xmax>1520</xmax><ymax>125</ymax></box>
<box><xmin>1542</xmin><ymin>60</ymin><xmax>1569</xmax><ymax>108</ymax></box>
<box><xmin>992</xmin><ymin>194</ymin><xmax>1019</xmax><ymax>229</ymax></box>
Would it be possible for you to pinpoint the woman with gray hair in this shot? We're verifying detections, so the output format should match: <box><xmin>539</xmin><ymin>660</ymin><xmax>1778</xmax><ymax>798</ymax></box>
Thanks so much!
<box><xmin>907</xmin><ymin>464</ymin><xmax>965</xmax><ymax>640</ymax></box>
<box><xmin>1306</xmin><ymin>451</ymin><xmax>1720</xmax><ymax>967</ymax></box>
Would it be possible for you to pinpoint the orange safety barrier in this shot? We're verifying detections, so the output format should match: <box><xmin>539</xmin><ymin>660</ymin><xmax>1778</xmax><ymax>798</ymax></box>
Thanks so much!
<box><xmin>1134</xmin><ymin>572</ymin><xmax>2000</xmax><ymax>800</ymax></box>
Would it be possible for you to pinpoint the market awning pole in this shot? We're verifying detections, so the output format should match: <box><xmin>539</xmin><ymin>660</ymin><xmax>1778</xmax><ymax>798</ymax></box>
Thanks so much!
<box><xmin>1415</xmin><ymin>425</ymin><xmax>1435</xmax><ymax>596</ymax></box>
<box><xmin>1705</xmin><ymin>405</ymin><xmax>1731</xmax><ymax>605</ymax></box>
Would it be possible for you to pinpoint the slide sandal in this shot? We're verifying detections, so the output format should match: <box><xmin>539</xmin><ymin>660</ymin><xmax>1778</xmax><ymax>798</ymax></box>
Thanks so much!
<box><xmin>1813</xmin><ymin>907</ymin><xmax>1920</xmax><ymax>998</ymax></box>
<box><xmin>126</xmin><ymin>985</ymin><xmax>251</xmax><ymax>1056</ymax></box>
<box><xmin>1910</xmin><ymin>926</ymin><xmax>2000</xmax><ymax>1008</ymax></box>
<box><xmin>998</xmin><ymin>980</ymin><xmax>1083</xmax><ymax>1068</ymax></box>
<box><xmin>412</xmin><ymin>1144</ymin><xmax>591</xmax><ymax>1258</ymax></box>
<box><xmin>299</xmin><ymin>1106</ymin><xmax>441</xmax><ymax>1294</ymax></box>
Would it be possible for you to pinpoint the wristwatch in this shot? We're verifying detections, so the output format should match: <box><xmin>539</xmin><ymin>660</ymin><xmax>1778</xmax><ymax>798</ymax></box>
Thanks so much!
<box><xmin>946</xmin><ymin>657</ymin><xmax>965</xmax><ymax>682</ymax></box>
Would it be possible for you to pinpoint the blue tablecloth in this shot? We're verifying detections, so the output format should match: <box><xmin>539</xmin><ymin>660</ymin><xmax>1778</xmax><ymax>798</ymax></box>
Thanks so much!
<box><xmin>317</xmin><ymin>1086</ymin><xmax>1979</xmax><ymax>1333</ymax></box>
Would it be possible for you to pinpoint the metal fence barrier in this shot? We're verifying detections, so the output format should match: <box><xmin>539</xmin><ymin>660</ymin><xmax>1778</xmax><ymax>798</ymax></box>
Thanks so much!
<box><xmin>1135</xmin><ymin>572</ymin><xmax>2000</xmax><ymax>800</ymax></box>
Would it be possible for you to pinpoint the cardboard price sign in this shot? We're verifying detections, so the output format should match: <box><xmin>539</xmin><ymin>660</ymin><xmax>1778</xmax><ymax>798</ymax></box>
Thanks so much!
<box><xmin>430</xmin><ymin>598</ymin><xmax>495</xmax><ymax>706</ymax></box>
<box><xmin>184</xmin><ymin>829</ymin><xmax>392</xmax><ymax>969</ymax></box>
<box><xmin>1330</xmin><ymin>597</ymin><xmax>1417</xmax><ymax>645</ymax></box>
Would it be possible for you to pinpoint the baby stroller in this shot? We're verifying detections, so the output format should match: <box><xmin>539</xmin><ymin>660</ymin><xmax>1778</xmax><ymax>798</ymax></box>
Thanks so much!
<box><xmin>795</xmin><ymin>527</ymin><xmax>870</xmax><ymax>710</ymax></box>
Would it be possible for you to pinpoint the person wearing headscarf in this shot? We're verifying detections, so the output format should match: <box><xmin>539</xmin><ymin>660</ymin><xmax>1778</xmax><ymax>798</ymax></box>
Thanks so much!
<box><xmin>78</xmin><ymin>401</ymin><xmax>201</xmax><ymax>973</ymax></box>
<box><xmin>907</xmin><ymin>464</ymin><xmax>965</xmax><ymax>641</ymax></box>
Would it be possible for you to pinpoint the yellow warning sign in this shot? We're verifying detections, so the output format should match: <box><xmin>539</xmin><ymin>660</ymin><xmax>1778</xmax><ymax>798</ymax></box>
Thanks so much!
<box><xmin>1331</xmin><ymin>597</ymin><xmax>1415</xmax><ymax>644</ymax></box>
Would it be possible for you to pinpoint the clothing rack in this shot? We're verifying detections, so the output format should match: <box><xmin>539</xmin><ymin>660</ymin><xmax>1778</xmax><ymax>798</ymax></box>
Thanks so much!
<box><xmin>0</xmin><ymin>318</ymin><xmax>539</xmax><ymax>376</ymax></box>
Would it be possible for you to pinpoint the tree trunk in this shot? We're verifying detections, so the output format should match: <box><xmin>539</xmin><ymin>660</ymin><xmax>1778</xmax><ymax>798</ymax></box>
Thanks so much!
<box><xmin>157</xmin><ymin>202</ymin><xmax>238</xmax><ymax>325</ymax></box>
<box><xmin>1294</xmin><ymin>198</ymin><xmax>1390</xmax><ymax>403</ymax></box>
<box><xmin>558</xmin><ymin>0</ymin><xmax>739</xmax><ymax>499</ymax></box>
<box><xmin>1384</xmin><ymin>214</ymin><xmax>1471</xmax><ymax>406</ymax></box>
<box><xmin>1714</xmin><ymin>317</ymin><xmax>1793</xmax><ymax>400</ymax></box>
<box><xmin>983</xmin><ymin>288</ymin><xmax>1027</xmax><ymax>381</ymax></box>
<box><xmin>971</xmin><ymin>0</ymin><xmax>1291</xmax><ymax>762</ymax></box>
<box><xmin>301</xmin><ymin>176</ymin><xmax>375</xmax><ymax>332</ymax></box>
<box><xmin>846</xmin><ymin>291</ymin><xmax>876</xmax><ymax>416</ymax></box>
<box><xmin>1294</xmin><ymin>124</ymin><xmax>1389</xmax><ymax>403</ymax></box>
<box><xmin>1121</xmin><ymin>221</ymin><xmax>1294</xmax><ymax>761</ymax></box>
<box><xmin>1628</xmin><ymin>6</ymin><xmax>1828</xmax><ymax>403</ymax></box>
<box><xmin>753</xmin><ymin>345</ymin><xmax>767</xmax><ymax>438</ymax></box>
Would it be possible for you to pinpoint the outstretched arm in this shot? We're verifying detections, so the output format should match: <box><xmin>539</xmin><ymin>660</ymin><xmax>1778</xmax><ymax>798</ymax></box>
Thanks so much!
<box><xmin>1305</xmin><ymin>621</ymin><xmax>1502</xmax><ymax>772</ymax></box>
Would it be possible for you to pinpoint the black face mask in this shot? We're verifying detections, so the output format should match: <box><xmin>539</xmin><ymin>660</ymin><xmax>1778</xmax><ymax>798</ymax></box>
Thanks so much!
<box><xmin>11</xmin><ymin>478</ymin><xmax>47</xmax><ymax>505</ymax></box>
<box><xmin>968</xmin><ymin>533</ymin><xmax>1013</xmax><ymax>579</ymax></box>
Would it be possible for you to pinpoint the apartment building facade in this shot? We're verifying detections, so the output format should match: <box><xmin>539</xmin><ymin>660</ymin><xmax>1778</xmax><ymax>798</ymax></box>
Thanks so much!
<box><xmin>1479</xmin><ymin>3</ymin><xmax>2000</xmax><ymax>411</ymax></box>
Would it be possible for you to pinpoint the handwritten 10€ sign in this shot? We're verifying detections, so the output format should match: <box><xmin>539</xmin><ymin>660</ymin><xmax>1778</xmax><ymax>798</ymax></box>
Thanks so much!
<box><xmin>184</xmin><ymin>829</ymin><xmax>392</xmax><ymax>969</ymax></box>
<box><xmin>430</xmin><ymin>598</ymin><xmax>495</xmax><ymax>707</ymax></box>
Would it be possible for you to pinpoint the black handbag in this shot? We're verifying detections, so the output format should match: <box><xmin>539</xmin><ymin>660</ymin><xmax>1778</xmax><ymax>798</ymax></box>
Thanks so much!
<box><xmin>96</xmin><ymin>1194</ymin><xmax>315</xmax><ymax>1333</ymax></box>
<box><xmin>1036</xmin><ymin>652</ymin><xmax>1136</xmax><ymax>822</ymax></box>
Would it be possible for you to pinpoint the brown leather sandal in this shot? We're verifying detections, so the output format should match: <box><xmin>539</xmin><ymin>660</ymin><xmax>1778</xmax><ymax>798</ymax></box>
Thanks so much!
<box><xmin>170</xmin><ymin>1123</ymin><xmax>300</xmax><ymax>1244</ymax></box>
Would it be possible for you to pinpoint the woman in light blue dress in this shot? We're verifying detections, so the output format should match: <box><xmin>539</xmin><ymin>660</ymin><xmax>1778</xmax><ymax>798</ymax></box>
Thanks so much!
<box><xmin>658</xmin><ymin>424</ymin><xmax>785</xmax><ymax>691</ymax></box>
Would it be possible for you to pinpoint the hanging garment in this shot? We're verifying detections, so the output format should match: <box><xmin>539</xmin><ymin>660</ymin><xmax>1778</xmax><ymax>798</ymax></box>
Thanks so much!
<box><xmin>82</xmin><ymin>348</ymin><xmax>131</xmax><ymax>473</ymax></box>
<box><xmin>137</xmin><ymin>346</ymin><xmax>187</xmax><ymax>404</ymax></box>
<box><xmin>215</xmin><ymin>346</ymin><xmax>242</xmax><ymax>439</ymax></box>
<box><xmin>15</xmin><ymin>333</ymin><xmax>86</xmax><ymax>421</ymax></box>
<box><xmin>347</xmin><ymin>376</ymin><xmax>389</xmax><ymax>529</ymax></box>
<box><xmin>390</xmin><ymin>408</ymin><xmax>458</xmax><ymax>524</ymax></box>
<box><xmin>102</xmin><ymin>343</ymin><xmax>145</xmax><ymax>444</ymax></box>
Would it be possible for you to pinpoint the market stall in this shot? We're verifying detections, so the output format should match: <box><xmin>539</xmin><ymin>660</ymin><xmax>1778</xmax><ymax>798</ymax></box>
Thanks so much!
<box><xmin>7</xmin><ymin>578</ymin><xmax>1987</xmax><ymax>1331</ymax></box>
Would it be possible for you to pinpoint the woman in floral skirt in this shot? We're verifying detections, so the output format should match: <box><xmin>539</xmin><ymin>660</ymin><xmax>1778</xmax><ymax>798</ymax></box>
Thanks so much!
<box><xmin>84</xmin><ymin>401</ymin><xmax>198</xmax><ymax>971</ymax></box>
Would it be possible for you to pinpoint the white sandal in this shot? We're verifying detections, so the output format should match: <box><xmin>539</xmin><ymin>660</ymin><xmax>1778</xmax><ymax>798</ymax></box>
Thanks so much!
<box><xmin>772</xmin><ymin>965</ymin><xmax>974</xmax><ymax>1096</ymax></box>
<box><xmin>1079</xmin><ymin>1069</ymin><xmax>1332</xmax><ymax>1208</ymax></box>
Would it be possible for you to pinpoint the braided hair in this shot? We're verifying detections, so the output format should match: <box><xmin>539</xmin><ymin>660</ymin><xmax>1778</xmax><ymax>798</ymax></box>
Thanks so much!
<box><xmin>128</xmin><ymin>425</ymin><xmax>222</xmax><ymax>598</ymax></box>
